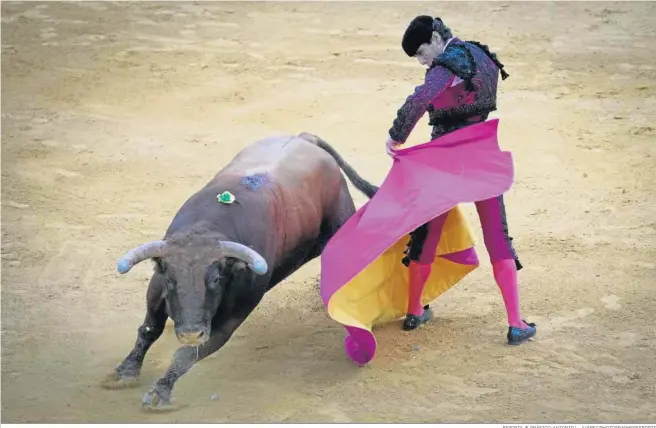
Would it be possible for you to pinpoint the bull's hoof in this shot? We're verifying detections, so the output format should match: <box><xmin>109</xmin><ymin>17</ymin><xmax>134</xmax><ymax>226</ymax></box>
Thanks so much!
<box><xmin>141</xmin><ymin>387</ymin><xmax>178</xmax><ymax>412</ymax></box>
<box><xmin>100</xmin><ymin>371</ymin><xmax>140</xmax><ymax>390</ymax></box>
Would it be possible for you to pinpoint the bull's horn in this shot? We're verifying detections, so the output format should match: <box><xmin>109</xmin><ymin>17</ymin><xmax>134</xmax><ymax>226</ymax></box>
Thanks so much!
<box><xmin>219</xmin><ymin>241</ymin><xmax>268</xmax><ymax>275</ymax></box>
<box><xmin>117</xmin><ymin>240</ymin><xmax>168</xmax><ymax>274</ymax></box>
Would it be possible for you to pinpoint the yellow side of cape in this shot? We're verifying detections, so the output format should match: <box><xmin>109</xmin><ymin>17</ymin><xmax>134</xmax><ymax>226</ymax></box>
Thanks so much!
<box><xmin>327</xmin><ymin>206</ymin><xmax>478</xmax><ymax>331</ymax></box>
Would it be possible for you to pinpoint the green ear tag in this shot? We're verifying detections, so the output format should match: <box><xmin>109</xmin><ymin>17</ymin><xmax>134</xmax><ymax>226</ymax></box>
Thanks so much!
<box><xmin>217</xmin><ymin>191</ymin><xmax>236</xmax><ymax>204</ymax></box>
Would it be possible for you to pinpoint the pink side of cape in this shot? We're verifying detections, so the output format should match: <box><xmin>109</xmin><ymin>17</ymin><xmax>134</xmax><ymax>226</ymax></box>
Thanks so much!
<box><xmin>319</xmin><ymin>119</ymin><xmax>515</xmax><ymax>365</ymax></box>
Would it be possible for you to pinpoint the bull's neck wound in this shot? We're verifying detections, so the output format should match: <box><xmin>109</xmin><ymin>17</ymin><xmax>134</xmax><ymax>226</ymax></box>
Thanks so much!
<box><xmin>241</xmin><ymin>173</ymin><xmax>269</xmax><ymax>191</ymax></box>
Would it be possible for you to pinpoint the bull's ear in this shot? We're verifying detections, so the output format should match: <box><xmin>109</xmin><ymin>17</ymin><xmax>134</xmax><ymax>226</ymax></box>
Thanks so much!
<box><xmin>153</xmin><ymin>257</ymin><xmax>165</xmax><ymax>274</ymax></box>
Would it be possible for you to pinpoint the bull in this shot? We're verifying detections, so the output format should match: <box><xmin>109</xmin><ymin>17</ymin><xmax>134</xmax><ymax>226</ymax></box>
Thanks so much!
<box><xmin>103</xmin><ymin>133</ymin><xmax>378</xmax><ymax>409</ymax></box>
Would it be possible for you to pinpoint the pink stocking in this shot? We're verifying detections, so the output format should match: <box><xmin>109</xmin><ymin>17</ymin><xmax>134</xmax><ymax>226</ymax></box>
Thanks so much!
<box><xmin>492</xmin><ymin>259</ymin><xmax>527</xmax><ymax>329</ymax></box>
<box><xmin>408</xmin><ymin>261</ymin><xmax>431</xmax><ymax>316</ymax></box>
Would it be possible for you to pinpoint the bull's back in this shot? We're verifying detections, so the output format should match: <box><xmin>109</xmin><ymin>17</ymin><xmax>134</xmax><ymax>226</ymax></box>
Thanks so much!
<box><xmin>220</xmin><ymin>136</ymin><xmax>339</xmax><ymax>183</ymax></box>
<box><xmin>205</xmin><ymin>135</ymin><xmax>344</xmax><ymax>263</ymax></box>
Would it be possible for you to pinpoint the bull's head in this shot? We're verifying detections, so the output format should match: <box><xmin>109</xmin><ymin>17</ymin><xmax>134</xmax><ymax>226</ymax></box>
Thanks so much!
<box><xmin>115</xmin><ymin>238</ymin><xmax>268</xmax><ymax>346</ymax></box>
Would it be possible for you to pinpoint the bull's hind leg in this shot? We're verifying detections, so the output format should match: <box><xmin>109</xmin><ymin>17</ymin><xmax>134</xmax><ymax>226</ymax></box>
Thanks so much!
<box><xmin>268</xmin><ymin>187</ymin><xmax>356</xmax><ymax>288</ymax></box>
<box><xmin>102</xmin><ymin>277</ymin><xmax>167</xmax><ymax>389</ymax></box>
<box><xmin>314</xmin><ymin>186</ymin><xmax>356</xmax><ymax>256</ymax></box>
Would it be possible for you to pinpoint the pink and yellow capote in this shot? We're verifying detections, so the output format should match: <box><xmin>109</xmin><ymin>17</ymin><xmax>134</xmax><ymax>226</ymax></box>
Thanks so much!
<box><xmin>319</xmin><ymin>119</ymin><xmax>515</xmax><ymax>365</ymax></box>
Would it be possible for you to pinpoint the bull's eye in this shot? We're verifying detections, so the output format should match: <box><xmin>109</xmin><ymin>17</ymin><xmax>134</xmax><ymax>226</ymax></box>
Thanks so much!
<box><xmin>166</xmin><ymin>277</ymin><xmax>175</xmax><ymax>289</ymax></box>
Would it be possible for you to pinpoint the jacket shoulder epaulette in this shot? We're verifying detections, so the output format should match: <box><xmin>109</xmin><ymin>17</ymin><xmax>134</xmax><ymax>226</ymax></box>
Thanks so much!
<box><xmin>430</xmin><ymin>44</ymin><xmax>477</xmax><ymax>82</ymax></box>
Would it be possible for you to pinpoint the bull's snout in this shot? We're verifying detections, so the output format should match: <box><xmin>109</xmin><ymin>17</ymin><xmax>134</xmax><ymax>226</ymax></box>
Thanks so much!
<box><xmin>175</xmin><ymin>325</ymin><xmax>210</xmax><ymax>346</ymax></box>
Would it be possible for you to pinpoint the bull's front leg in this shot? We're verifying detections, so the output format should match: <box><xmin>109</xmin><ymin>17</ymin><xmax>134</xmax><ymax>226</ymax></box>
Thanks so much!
<box><xmin>102</xmin><ymin>278</ymin><xmax>168</xmax><ymax>389</ymax></box>
<box><xmin>102</xmin><ymin>304</ymin><xmax>168</xmax><ymax>389</ymax></box>
<box><xmin>141</xmin><ymin>297</ymin><xmax>261</xmax><ymax>410</ymax></box>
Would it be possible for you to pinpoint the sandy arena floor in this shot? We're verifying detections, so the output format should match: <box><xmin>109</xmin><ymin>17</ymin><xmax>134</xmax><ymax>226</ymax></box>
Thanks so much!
<box><xmin>1</xmin><ymin>1</ymin><xmax>655</xmax><ymax>423</ymax></box>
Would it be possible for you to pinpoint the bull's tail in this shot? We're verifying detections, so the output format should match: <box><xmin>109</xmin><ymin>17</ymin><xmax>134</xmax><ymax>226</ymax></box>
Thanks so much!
<box><xmin>299</xmin><ymin>132</ymin><xmax>379</xmax><ymax>199</ymax></box>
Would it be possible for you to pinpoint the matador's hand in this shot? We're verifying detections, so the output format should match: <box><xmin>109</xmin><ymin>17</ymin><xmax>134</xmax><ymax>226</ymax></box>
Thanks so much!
<box><xmin>385</xmin><ymin>137</ymin><xmax>402</xmax><ymax>157</ymax></box>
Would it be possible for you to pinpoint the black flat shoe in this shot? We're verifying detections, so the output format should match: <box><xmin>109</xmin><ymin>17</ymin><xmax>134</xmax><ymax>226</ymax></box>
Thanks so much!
<box><xmin>507</xmin><ymin>320</ymin><xmax>537</xmax><ymax>345</ymax></box>
<box><xmin>403</xmin><ymin>305</ymin><xmax>433</xmax><ymax>331</ymax></box>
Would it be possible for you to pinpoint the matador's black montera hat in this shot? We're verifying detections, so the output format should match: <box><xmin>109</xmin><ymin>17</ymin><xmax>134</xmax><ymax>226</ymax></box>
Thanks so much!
<box><xmin>401</xmin><ymin>15</ymin><xmax>435</xmax><ymax>57</ymax></box>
